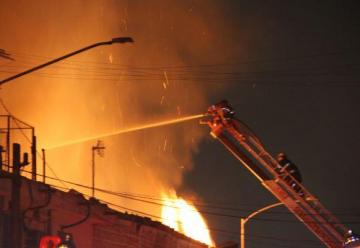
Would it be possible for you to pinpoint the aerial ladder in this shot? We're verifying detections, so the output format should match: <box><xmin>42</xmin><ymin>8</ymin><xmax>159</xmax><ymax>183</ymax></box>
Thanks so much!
<box><xmin>202</xmin><ymin>100</ymin><xmax>360</xmax><ymax>248</ymax></box>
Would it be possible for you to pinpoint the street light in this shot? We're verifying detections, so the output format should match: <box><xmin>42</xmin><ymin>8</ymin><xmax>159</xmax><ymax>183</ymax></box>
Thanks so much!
<box><xmin>0</xmin><ymin>37</ymin><xmax>134</xmax><ymax>86</ymax></box>
<box><xmin>240</xmin><ymin>202</ymin><xmax>284</xmax><ymax>248</ymax></box>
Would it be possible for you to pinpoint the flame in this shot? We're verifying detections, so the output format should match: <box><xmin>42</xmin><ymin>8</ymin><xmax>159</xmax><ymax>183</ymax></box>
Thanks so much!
<box><xmin>161</xmin><ymin>191</ymin><xmax>214</xmax><ymax>246</ymax></box>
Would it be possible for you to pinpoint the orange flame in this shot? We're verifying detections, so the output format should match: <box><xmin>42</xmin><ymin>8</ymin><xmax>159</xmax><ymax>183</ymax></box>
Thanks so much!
<box><xmin>161</xmin><ymin>190</ymin><xmax>214</xmax><ymax>246</ymax></box>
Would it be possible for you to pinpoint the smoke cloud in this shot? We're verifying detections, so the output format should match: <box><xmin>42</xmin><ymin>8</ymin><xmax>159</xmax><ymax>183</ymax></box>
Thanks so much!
<box><xmin>0</xmin><ymin>0</ymin><xmax>244</xmax><ymax>221</ymax></box>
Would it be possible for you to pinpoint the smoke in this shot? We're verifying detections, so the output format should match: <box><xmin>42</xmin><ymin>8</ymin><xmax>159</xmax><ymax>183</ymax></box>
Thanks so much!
<box><xmin>0</xmin><ymin>0</ymin><xmax>241</xmax><ymax>220</ymax></box>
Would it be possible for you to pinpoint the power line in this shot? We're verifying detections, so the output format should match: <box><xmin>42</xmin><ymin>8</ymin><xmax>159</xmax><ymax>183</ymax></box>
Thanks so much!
<box><xmin>2</xmin><ymin>48</ymin><xmax>360</xmax><ymax>82</ymax></box>
<box><xmin>43</xmin><ymin>181</ymin><xmax>332</xmax><ymax>246</ymax></box>
<box><xmin>0</xmin><ymin>69</ymin><xmax>358</xmax><ymax>87</ymax></box>
<box><xmin>6</xmin><ymin>48</ymin><xmax>360</xmax><ymax>69</ymax></box>
<box><xmin>2</xmin><ymin>52</ymin><xmax>359</xmax><ymax>88</ymax></box>
<box><xmin>0</xmin><ymin>98</ymin><xmax>69</xmax><ymax>189</ymax></box>
<box><xmin>2</xmin><ymin>95</ymin><xmax>359</xmax><ymax>219</ymax></box>
<box><xmin>2</xmin><ymin>59</ymin><xmax>360</xmax><ymax>78</ymax></box>
<box><xmin>17</xmin><ymin>168</ymin><xmax>360</xmax><ymax>223</ymax></box>
<box><xmin>50</xmin><ymin>181</ymin><xmax>350</xmax><ymax>247</ymax></box>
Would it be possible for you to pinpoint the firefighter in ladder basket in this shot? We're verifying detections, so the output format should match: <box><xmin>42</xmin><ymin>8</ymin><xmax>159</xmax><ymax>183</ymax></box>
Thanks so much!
<box><xmin>276</xmin><ymin>152</ymin><xmax>304</xmax><ymax>196</ymax></box>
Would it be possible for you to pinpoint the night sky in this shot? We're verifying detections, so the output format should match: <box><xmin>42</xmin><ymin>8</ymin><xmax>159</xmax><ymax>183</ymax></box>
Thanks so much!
<box><xmin>1</xmin><ymin>1</ymin><xmax>360</xmax><ymax>247</ymax></box>
<box><xmin>180</xmin><ymin>1</ymin><xmax>360</xmax><ymax>247</ymax></box>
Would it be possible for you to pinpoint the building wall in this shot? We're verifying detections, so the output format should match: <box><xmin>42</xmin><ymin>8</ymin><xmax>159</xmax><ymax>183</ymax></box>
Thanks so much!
<box><xmin>0</xmin><ymin>176</ymin><xmax>208</xmax><ymax>248</ymax></box>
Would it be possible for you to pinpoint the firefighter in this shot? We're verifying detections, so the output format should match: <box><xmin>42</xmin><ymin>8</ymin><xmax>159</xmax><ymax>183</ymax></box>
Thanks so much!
<box><xmin>208</xmin><ymin>100</ymin><xmax>235</xmax><ymax>123</ymax></box>
<box><xmin>276</xmin><ymin>152</ymin><xmax>303</xmax><ymax>195</ymax></box>
<box><xmin>215</xmin><ymin>100</ymin><xmax>235</xmax><ymax>121</ymax></box>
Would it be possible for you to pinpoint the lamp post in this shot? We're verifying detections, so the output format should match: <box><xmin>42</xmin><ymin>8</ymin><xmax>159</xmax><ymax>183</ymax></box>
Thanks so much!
<box><xmin>240</xmin><ymin>202</ymin><xmax>284</xmax><ymax>248</ymax></box>
<box><xmin>0</xmin><ymin>37</ymin><xmax>133</xmax><ymax>86</ymax></box>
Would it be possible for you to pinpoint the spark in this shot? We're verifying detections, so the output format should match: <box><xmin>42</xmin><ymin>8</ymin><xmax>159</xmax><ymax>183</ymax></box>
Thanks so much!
<box><xmin>46</xmin><ymin>114</ymin><xmax>205</xmax><ymax>150</ymax></box>
<box><xmin>160</xmin><ymin>95</ymin><xmax>165</xmax><ymax>104</ymax></box>
<box><xmin>163</xmin><ymin>138</ymin><xmax>168</xmax><ymax>151</ymax></box>
<box><xmin>176</xmin><ymin>106</ymin><xmax>181</xmax><ymax>116</ymax></box>
<box><xmin>164</xmin><ymin>71</ymin><xmax>169</xmax><ymax>87</ymax></box>
<box><xmin>158</xmin><ymin>144</ymin><xmax>161</xmax><ymax>155</ymax></box>
<box><xmin>121</xmin><ymin>18</ymin><xmax>128</xmax><ymax>31</ymax></box>
<box><xmin>131</xmin><ymin>149</ymin><xmax>143</xmax><ymax>167</ymax></box>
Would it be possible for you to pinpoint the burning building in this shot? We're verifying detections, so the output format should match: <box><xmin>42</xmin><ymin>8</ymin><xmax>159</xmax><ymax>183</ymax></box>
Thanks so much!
<box><xmin>0</xmin><ymin>115</ymin><xmax>216</xmax><ymax>247</ymax></box>
<box><xmin>0</xmin><ymin>173</ymin><xmax>211</xmax><ymax>248</ymax></box>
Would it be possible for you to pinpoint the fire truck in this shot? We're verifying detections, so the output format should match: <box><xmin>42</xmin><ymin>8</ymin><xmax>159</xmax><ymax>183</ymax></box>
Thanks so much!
<box><xmin>202</xmin><ymin>100</ymin><xmax>360</xmax><ymax>248</ymax></box>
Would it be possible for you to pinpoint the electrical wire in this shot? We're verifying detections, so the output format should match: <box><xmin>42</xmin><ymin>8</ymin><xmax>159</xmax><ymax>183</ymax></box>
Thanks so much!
<box><xmin>17</xmin><ymin>168</ymin><xmax>360</xmax><ymax>223</ymax></box>
<box><xmin>1</xmin><ymin>63</ymin><xmax>359</xmax><ymax>79</ymax></box>
<box><xmin>0</xmin><ymin>69</ymin><xmax>358</xmax><ymax>87</ymax></box>
<box><xmin>2</xmin><ymin>49</ymin><xmax>359</xmax><ymax>246</ymax></box>
<box><xmin>5</xmin><ymin>48</ymin><xmax>360</xmax><ymax>69</ymax></box>
<box><xmin>0</xmin><ymin>98</ymin><xmax>69</xmax><ymax>189</ymax></box>
<box><xmin>48</xmin><ymin>180</ymin><xmax>348</xmax><ymax>247</ymax></box>
<box><xmin>2</xmin><ymin>96</ymin><xmax>359</xmax><ymax>219</ymax></box>
<box><xmin>44</xmin><ymin>180</ymin><xmax>333</xmax><ymax>246</ymax></box>
<box><xmin>1</xmin><ymin>49</ymin><xmax>359</xmax><ymax>86</ymax></box>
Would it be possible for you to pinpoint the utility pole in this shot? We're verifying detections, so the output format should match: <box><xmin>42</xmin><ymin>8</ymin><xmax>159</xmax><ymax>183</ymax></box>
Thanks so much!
<box><xmin>0</xmin><ymin>146</ymin><xmax>3</xmax><ymax>171</ymax></box>
<box><xmin>42</xmin><ymin>148</ymin><xmax>46</xmax><ymax>183</ymax></box>
<box><xmin>10</xmin><ymin>143</ymin><xmax>29</xmax><ymax>248</ymax></box>
<box><xmin>31</xmin><ymin>130</ymin><xmax>37</xmax><ymax>181</ymax></box>
<box><xmin>91</xmin><ymin>141</ymin><xmax>105</xmax><ymax>198</ymax></box>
